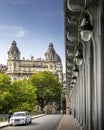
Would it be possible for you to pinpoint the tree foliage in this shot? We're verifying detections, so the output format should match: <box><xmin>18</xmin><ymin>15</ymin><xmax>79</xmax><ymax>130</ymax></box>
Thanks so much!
<box><xmin>0</xmin><ymin>71</ymin><xmax>62</xmax><ymax>113</ymax></box>
<box><xmin>9</xmin><ymin>80</ymin><xmax>37</xmax><ymax>112</ymax></box>
<box><xmin>29</xmin><ymin>71</ymin><xmax>62</xmax><ymax>112</ymax></box>
<box><xmin>0</xmin><ymin>73</ymin><xmax>37</xmax><ymax>113</ymax></box>
<box><xmin>0</xmin><ymin>73</ymin><xmax>12</xmax><ymax>113</ymax></box>
<box><xmin>0</xmin><ymin>73</ymin><xmax>11</xmax><ymax>91</ymax></box>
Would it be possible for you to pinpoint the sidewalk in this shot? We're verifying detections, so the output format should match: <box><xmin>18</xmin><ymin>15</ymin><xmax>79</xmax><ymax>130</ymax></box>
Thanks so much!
<box><xmin>0</xmin><ymin>114</ymin><xmax>46</xmax><ymax>129</ymax></box>
<box><xmin>56</xmin><ymin>114</ymin><xmax>80</xmax><ymax>130</ymax></box>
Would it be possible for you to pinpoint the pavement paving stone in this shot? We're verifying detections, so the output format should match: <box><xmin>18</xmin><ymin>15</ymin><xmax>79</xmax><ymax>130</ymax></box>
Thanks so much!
<box><xmin>57</xmin><ymin>114</ymin><xmax>80</xmax><ymax>130</ymax></box>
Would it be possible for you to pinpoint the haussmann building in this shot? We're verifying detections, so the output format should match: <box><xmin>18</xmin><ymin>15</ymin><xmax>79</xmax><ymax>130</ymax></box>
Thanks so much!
<box><xmin>6</xmin><ymin>41</ymin><xmax>63</xmax><ymax>84</ymax></box>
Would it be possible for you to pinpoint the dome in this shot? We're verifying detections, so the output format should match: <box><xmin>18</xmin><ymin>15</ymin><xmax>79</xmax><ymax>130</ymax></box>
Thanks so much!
<box><xmin>56</xmin><ymin>53</ymin><xmax>62</xmax><ymax>62</ymax></box>
<box><xmin>45</xmin><ymin>43</ymin><xmax>62</xmax><ymax>62</ymax></box>
<box><xmin>8</xmin><ymin>41</ymin><xmax>20</xmax><ymax>54</ymax></box>
<box><xmin>8</xmin><ymin>41</ymin><xmax>20</xmax><ymax>60</ymax></box>
<box><xmin>49</xmin><ymin>43</ymin><xmax>53</xmax><ymax>48</ymax></box>
<box><xmin>45</xmin><ymin>43</ymin><xmax>56</xmax><ymax>54</ymax></box>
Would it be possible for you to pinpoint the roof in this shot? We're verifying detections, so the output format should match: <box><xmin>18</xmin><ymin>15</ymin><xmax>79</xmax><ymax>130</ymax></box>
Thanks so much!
<box><xmin>8</xmin><ymin>41</ymin><xmax>20</xmax><ymax>54</ymax></box>
<box><xmin>45</xmin><ymin>43</ymin><xmax>62</xmax><ymax>62</ymax></box>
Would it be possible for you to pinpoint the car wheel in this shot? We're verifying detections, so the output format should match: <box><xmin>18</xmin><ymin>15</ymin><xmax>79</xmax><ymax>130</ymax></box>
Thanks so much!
<box><xmin>25</xmin><ymin>120</ymin><xmax>27</xmax><ymax>125</ymax></box>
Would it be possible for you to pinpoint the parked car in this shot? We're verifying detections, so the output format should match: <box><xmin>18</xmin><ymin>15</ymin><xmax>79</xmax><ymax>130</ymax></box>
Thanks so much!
<box><xmin>10</xmin><ymin>111</ymin><xmax>32</xmax><ymax>126</ymax></box>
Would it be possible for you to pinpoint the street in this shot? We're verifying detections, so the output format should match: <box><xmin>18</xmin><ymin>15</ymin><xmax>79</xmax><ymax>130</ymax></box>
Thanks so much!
<box><xmin>1</xmin><ymin>114</ymin><xmax>62</xmax><ymax>130</ymax></box>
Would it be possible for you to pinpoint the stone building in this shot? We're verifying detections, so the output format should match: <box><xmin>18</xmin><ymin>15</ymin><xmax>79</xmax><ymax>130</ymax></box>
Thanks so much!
<box><xmin>6</xmin><ymin>41</ymin><xmax>63</xmax><ymax>84</ymax></box>
<box><xmin>0</xmin><ymin>64</ymin><xmax>7</xmax><ymax>73</ymax></box>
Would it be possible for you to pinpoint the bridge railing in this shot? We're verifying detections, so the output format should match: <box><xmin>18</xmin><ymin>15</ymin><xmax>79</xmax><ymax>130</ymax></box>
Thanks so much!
<box><xmin>0</xmin><ymin>111</ymin><xmax>42</xmax><ymax>122</ymax></box>
<box><xmin>0</xmin><ymin>114</ymin><xmax>8</xmax><ymax>122</ymax></box>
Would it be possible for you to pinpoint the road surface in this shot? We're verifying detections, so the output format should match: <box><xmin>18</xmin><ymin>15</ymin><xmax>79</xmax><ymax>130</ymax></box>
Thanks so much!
<box><xmin>1</xmin><ymin>114</ymin><xmax>62</xmax><ymax>130</ymax></box>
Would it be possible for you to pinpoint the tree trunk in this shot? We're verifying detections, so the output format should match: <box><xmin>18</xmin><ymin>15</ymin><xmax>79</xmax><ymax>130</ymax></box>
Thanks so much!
<box><xmin>40</xmin><ymin>106</ymin><xmax>44</xmax><ymax>113</ymax></box>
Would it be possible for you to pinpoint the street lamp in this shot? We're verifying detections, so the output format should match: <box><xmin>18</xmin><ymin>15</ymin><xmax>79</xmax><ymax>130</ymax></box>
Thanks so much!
<box><xmin>75</xmin><ymin>49</ymin><xmax>83</xmax><ymax>66</ymax></box>
<box><xmin>79</xmin><ymin>0</ymin><xmax>93</xmax><ymax>42</ymax></box>
<box><xmin>73</xmin><ymin>64</ymin><xmax>79</xmax><ymax>72</ymax></box>
<box><xmin>80</xmin><ymin>15</ymin><xmax>93</xmax><ymax>42</ymax></box>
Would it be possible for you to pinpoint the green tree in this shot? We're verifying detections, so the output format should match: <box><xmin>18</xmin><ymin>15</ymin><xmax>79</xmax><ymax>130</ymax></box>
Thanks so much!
<box><xmin>0</xmin><ymin>73</ymin><xmax>11</xmax><ymax>92</ymax></box>
<box><xmin>10</xmin><ymin>80</ymin><xmax>37</xmax><ymax>112</ymax></box>
<box><xmin>0</xmin><ymin>73</ymin><xmax>12</xmax><ymax>113</ymax></box>
<box><xmin>0</xmin><ymin>73</ymin><xmax>37</xmax><ymax>113</ymax></box>
<box><xmin>0</xmin><ymin>91</ymin><xmax>12</xmax><ymax>113</ymax></box>
<box><xmin>29</xmin><ymin>71</ymin><xmax>62</xmax><ymax>113</ymax></box>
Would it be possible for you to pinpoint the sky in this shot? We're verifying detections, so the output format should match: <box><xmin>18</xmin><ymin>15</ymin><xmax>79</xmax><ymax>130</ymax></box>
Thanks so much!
<box><xmin>0</xmin><ymin>0</ymin><xmax>65</xmax><ymax>72</ymax></box>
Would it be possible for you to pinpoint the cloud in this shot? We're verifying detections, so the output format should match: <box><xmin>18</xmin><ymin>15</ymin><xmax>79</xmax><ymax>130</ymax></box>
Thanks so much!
<box><xmin>0</xmin><ymin>25</ymin><xmax>27</xmax><ymax>38</ymax></box>
<box><xmin>16</xmin><ymin>28</ymin><xmax>27</xmax><ymax>37</ymax></box>
<box><xmin>8</xmin><ymin>0</ymin><xmax>32</xmax><ymax>5</ymax></box>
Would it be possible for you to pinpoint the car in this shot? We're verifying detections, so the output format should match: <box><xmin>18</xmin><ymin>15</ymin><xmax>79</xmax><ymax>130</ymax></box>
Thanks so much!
<box><xmin>9</xmin><ymin>111</ymin><xmax>32</xmax><ymax>126</ymax></box>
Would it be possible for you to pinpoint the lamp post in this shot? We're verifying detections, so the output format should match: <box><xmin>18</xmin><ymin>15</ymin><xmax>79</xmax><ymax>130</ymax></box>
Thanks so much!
<box><xmin>80</xmin><ymin>15</ymin><xmax>93</xmax><ymax>42</ymax></box>
<box><xmin>75</xmin><ymin>49</ymin><xmax>83</xmax><ymax>66</ymax></box>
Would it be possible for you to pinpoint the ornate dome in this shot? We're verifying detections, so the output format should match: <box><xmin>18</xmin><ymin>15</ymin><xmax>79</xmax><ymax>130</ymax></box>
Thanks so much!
<box><xmin>55</xmin><ymin>53</ymin><xmax>62</xmax><ymax>62</ymax></box>
<box><xmin>45</xmin><ymin>43</ymin><xmax>62</xmax><ymax>62</ymax></box>
<box><xmin>8</xmin><ymin>41</ymin><xmax>20</xmax><ymax>54</ymax></box>
<box><xmin>8</xmin><ymin>41</ymin><xmax>20</xmax><ymax>60</ymax></box>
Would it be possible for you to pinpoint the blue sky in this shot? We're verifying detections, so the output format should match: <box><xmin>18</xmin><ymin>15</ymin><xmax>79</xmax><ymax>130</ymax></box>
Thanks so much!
<box><xmin>0</xmin><ymin>0</ymin><xmax>65</xmax><ymax>72</ymax></box>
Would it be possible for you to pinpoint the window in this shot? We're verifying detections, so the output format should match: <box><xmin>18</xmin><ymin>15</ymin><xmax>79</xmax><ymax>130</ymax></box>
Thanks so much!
<box><xmin>50</xmin><ymin>64</ymin><xmax>53</xmax><ymax>69</ymax></box>
<box><xmin>14</xmin><ymin>63</ymin><xmax>16</xmax><ymax>70</ymax></box>
<box><xmin>9</xmin><ymin>63</ymin><xmax>11</xmax><ymax>70</ymax></box>
<box><xmin>13</xmin><ymin>75</ymin><xmax>16</xmax><ymax>80</ymax></box>
<box><xmin>14</xmin><ymin>54</ymin><xmax>16</xmax><ymax>59</ymax></box>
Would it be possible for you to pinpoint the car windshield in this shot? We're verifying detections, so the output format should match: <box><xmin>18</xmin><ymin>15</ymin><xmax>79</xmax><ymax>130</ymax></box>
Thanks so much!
<box><xmin>13</xmin><ymin>113</ymin><xmax>26</xmax><ymax>117</ymax></box>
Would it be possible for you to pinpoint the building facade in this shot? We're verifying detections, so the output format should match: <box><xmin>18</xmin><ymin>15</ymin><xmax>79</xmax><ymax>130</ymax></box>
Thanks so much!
<box><xmin>0</xmin><ymin>64</ymin><xmax>7</xmax><ymax>73</ymax></box>
<box><xmin>6</xmin><ymin>41</ymin><xmax>63</xmax><ymax>84</ymax></box>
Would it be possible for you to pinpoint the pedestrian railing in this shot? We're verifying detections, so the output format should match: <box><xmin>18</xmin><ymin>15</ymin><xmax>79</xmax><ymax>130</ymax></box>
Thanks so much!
<box><xmin>0</xmin><ymin>111</ymin><xmax>42</xmax><ymax>122</ymax></box>
<box><xmin>0</xmin><ymin>114</ymin><xmax>8</xmax><ymax>122</ymax></box>
<box><xmin>29</xmin><ymin>111</ymin><xmax>42</xmax><ymax>116</ymax></box>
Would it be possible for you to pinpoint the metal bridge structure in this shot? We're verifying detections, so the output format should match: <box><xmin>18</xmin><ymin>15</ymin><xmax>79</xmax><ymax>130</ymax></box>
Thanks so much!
<box><xmin>64</xmin><ymin>0</ymin><xmax>104</xmax><ymax>130</ymax></box>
